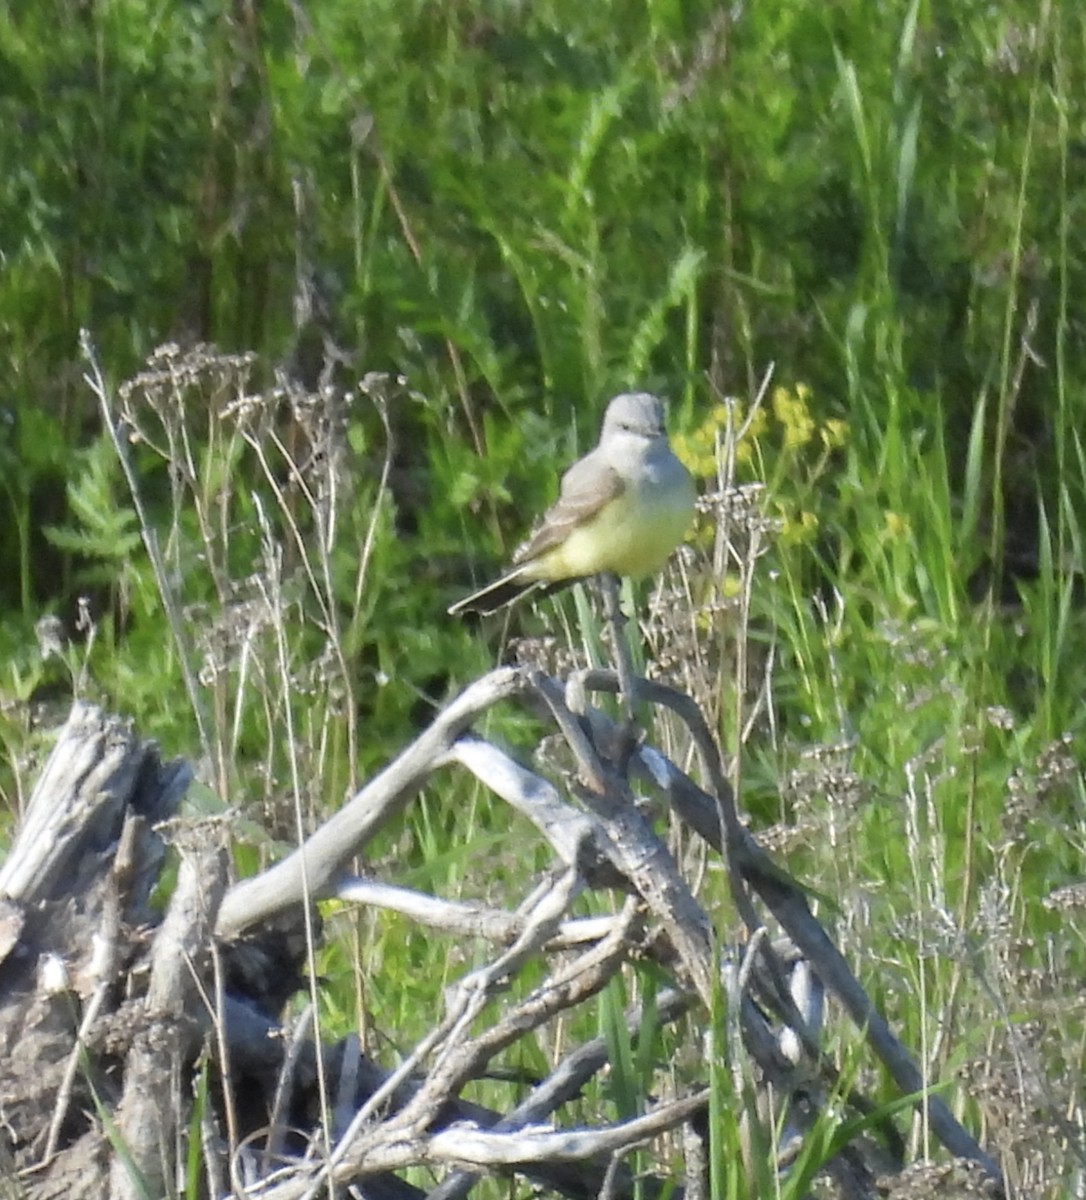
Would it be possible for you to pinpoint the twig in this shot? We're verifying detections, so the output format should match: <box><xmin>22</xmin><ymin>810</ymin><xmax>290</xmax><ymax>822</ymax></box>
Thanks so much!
<box><xmin>600</xmin><ymin>573</ymin><xmax>636</xmax><ymax>725</ymax></box>
<box><xmin>334</xmin><ymin>873</ymin><xmax>622</xmax><ymax>947</ymax></box>
<box><xmin>365</xmin><ymin>1088</ymin><xmax>710</xmax><ymax>1172</ymax></box>
<box><xmin>428</xmin><ymin>986</ymin><xmax>696</xmax><ymax>1200</ymax></box>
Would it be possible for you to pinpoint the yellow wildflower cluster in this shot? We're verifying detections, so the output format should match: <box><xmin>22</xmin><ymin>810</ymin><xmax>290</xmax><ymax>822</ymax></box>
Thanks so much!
<box><xmin>780</xmin><ymin>508</ymin><xmax>820</xmax><ymax>547</ymax></box>
<box><xmin>674</xmin><ymin>383</ymin><xmax>847</xmax><ymax>481</ymax></box>
<box><xmin>672</xmin><ymin>399</ymin><xmax>767</xmax><ymax>478</ymax></box>
<box><xmin>822</xmin><ymin>418</ymin><xmax>848</xmax><ymax>450</ymax></box>
<box><xmin>772</xmin><ymin>383</ymin><xmax>816</xmax><ymax>450</ymax></box>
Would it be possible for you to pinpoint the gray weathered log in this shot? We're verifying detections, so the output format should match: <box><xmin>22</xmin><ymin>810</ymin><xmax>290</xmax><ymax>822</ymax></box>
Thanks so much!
<box><xmin>110</xmin><ymin>837</ymin><xmax>228</xmax><ymax>1199</ymax></box>
<box><xmin>0</xmin><ymin>703</ymin><xmax>189</xmax><ymax>912</ymax></box>
<box><xmin>0</xmin><ymin>704</ymin><xmax>192</xmax><ymax>1199</ymax></box>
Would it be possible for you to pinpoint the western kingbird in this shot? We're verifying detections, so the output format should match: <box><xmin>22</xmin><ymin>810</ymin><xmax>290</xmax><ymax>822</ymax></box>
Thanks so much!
<box><xmin>448</xmin><ymin>392</ymin><xmax>695</xmax><ymax>615</ymax></box>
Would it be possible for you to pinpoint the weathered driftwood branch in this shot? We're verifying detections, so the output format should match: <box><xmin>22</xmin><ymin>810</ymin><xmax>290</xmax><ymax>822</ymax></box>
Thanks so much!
<box><xmin>229</xmin><ymin>660</ymin><xmax>997</xmax><ymax>1194</ymax></box>
<box><xmin>571</xmin><ymin>667</ymin><xmax>1003</xmax><ymax>1183</ymax></box>
<box><xmin>361</xmin><ymin>1087</ymin><xmax>710</xmax><ymax>1174</ymax></box>
<box><xmin>214</xmin><ymin>667</ymin><xmax>528</xmax><ymax>938</ymax></box>
<box><xmin>335</xmin><ymin>872</ymin><xmax>624</xmax><ymax>947</ymax></box>
<box><xmin>0</xmin><ymin>705</ymin><xmax>194</xmax><ymax>1198</ymax></box>
<box><xmin>0</xmin><ymin>703</ymin><xmax>189</xmax><ymax>912</ymax></box>
<box><xmin>110</xmin><ymin>837</ymin><xmax>229</xmax><ymax>1199</ymax></box>
<box><xmin>0</xmin><ymin>659</ymin><xmax>1003</xmax><ymax>1200</ymax></box>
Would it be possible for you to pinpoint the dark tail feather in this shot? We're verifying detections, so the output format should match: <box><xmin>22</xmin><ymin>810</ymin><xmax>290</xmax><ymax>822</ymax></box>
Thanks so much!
<box><xmin>448</xmin><ymin>569</ymin><xmax>539</xmax><ymax>616</ymax></box>
<box><xmin>448</xmin><ymin>571</ymin><xmax>588</xmax><ymax>616</ymax></box>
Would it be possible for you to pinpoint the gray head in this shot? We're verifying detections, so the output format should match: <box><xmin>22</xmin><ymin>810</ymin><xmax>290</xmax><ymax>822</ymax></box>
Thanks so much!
<box><xmin>599</xmin><ymin>392</ymin><xmax>667</xmax><ymax>443</ymax></box>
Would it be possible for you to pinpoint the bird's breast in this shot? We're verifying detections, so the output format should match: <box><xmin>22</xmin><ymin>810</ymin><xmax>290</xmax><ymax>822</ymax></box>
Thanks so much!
<box><xmin>529</xmin><ymin>456</ymin><xmax>695</xmax><ymax>581</ymax></box>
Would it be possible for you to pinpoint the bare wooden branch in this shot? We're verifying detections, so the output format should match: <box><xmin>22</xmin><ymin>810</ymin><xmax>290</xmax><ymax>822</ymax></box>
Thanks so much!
<box><xmin>600</xmin><ymin>572</ymin><xmax>637</xmax><ymax>724</ymax></box>
<box><xmin>110</xmin><ymin>836</ymin><xmax>229</xmax><ymax>1199</ymax></box>
<box><xmin>533</xmin><ymin>671</ymin><xmax>714</xmax><ymax>1002</ymax></box>
<box><xmin>334</xmin><ymin>874</ymin><xmax>525</xmax><ymax>941</ymax></box>
<box><xmin>429</xmin><ymin>986</ymin><xmax>697</xmax><ymax>1200</ymax></box>
<box><xmin>353</xmin><ymin>1087</ymin><xmax>711</xmax><ymax>1173</ymax></box>
<box><xmin>334</xmin><ymin>874</ymin><xmax>624</xmax><ymax>946</ymax></box>
<box><xmin>214</xmin><ymin>667</ymin><xmax>527</xmax><ymax>939</ymax></box>
<box><xmin>447</xmin><ymin>736</ymin><xmax>613</xmax><ymax>872</ymax></box>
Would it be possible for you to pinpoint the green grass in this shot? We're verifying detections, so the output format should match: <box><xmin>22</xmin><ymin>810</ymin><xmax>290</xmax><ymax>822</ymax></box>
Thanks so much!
<box><xmin>2</xmin><ymin>0</ymin><xmax>1086</xmax><ymax>1194</ymax></box>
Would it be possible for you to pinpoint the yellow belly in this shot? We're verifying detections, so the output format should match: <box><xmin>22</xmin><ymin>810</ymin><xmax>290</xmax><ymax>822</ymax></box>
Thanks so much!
<box><xmin>524</xmin><ymin>485</ymin><xmax>694</xmax><ymax>583</ymax></box>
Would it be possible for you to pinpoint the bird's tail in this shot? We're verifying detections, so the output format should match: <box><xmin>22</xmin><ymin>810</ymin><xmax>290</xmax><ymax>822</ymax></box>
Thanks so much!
<box><xmin>447</xmin><ymin>569</ymin><xmax>586</xmax><ymax>616</ymax></box>
<box><xmin>447</xmin><ymin>567</ymin><xmax>537</xmax><ymax>616</ymax></box>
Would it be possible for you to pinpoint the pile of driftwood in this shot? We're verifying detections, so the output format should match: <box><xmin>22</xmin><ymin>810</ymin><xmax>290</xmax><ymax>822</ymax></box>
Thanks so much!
<box><xmin>0</xmin><ymin>663</ymin><xmax>1002</xmax><ymax>1198</ymax></box>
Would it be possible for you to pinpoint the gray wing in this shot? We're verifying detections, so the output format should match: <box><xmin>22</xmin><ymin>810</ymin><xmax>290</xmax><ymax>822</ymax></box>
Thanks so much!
<box><xmin>513</xmin><ymin>449</ymin><xmax>625</xmax><ymax>565</ymax></box>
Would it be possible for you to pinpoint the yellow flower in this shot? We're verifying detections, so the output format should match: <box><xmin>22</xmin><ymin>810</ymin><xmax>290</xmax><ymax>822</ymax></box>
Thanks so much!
<box><xmin>884</xmin><ymin>511</ymin><xmax>910</xmax><ymax>539</ymax></box>
<box><xmin>780</xmin><ymin>508</ymin><xmax>819</xmax><ymax>546</ymax></box>
<box><xmin>672</xmin><ymin>432</ymin><xmax>715</xmax><ymax>478</ymax></box>
<box><xmin>718</xmin><ymin>574</ymin><xmax>743</xmax><ymax>600</ymax></box>
<box><xmin>772</xmin><ymin>385</ymin><xmax>815</xmax><ymax>451</ymax></box>
<box><xmin>674</xmin><ymin>399</ymin><xmax>765</xmax><ymax>479</ymax></box>
<box><xmin>745</xmin><ymin>407</ymin><xmax>769</xmax><ymax>439</ymax></box>
<box><xmin>821</xmin><ymin>418</ymin><xmax>848</xmax><ymax>449</ymax></box>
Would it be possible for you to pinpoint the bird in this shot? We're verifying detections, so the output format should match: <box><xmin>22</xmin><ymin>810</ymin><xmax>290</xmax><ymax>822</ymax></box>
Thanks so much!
<box><xmin>448</xmin><ymin>392</ymin><xmax>696</xmax><ymax>616</ymax></box>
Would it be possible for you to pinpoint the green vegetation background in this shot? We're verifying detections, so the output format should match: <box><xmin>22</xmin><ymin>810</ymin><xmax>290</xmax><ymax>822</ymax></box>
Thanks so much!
<box><xmin>2</xmin><ymin>0</ymin><xmax>1085</xmax><ymax>1191</ymax></box>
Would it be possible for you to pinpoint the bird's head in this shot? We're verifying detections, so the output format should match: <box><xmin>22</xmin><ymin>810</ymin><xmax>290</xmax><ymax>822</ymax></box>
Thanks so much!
<box><xmin>600</xmin><ymin>392</ymin><xmax>667</xmax><ymax>442</ymax></box>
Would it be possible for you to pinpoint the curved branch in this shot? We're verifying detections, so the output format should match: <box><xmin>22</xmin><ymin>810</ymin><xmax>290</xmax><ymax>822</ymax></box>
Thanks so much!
<box><xmin>215</xmin><ymin>668</ymin><xmax>528</xmax><ymax>938</ymax></box>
